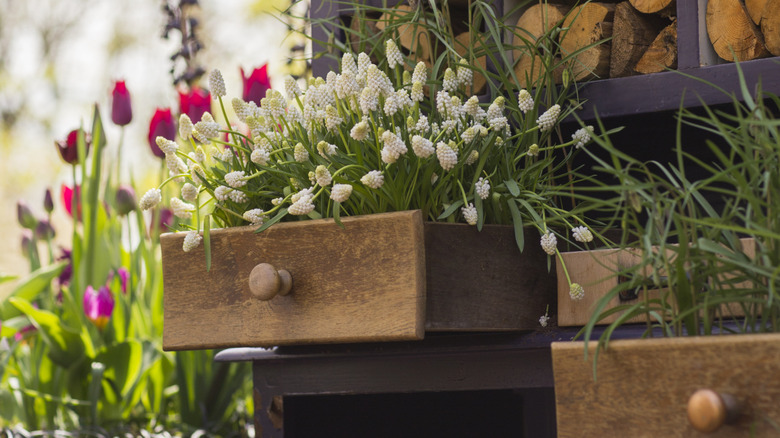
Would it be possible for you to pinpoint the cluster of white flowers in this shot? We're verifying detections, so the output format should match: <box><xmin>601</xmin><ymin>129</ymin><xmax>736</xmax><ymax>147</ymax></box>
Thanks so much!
<box><xmin>540</xmin><ymin>231</ymin><xmax>557</xmax><ymax>255</ymax></box>
<box><xmin>182</xmin><ymin>230</ymin><xmax>202</xmax><ymax>252</ymax></box>
<box><xmin>572</xmin><ymin>226</ymin><xmax>593</xmax><ymax>243</ymax></box>
<box><xmin>461</xmin><ymin>203</ymin><xmax>478</xmax><ymax>225</ymax></box>
<box><xmin>536</xmin><ymin>104</ymin><xmax>561</xmax><ymax>132</ymax></box>
<box><xmin>572</xmin><ymin>125</ymin><xmax>594</xmax><ymax>149</ymax></box>
<box><xmin>475</xmin><ymin>177</ymin><xmax>490</xmax><ymax>200</ymax></box>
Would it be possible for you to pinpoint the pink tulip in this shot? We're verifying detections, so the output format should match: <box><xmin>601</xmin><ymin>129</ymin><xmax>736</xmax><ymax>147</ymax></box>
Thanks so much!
<box><xmin>147</xmin><ymin>108</ymin><xmax>176</xmax><ymax>158</ymax></box>
<box><xmin>83</xmin><ymin>285</ymin><xmax>115</xmax><ymax>330</ymax></box>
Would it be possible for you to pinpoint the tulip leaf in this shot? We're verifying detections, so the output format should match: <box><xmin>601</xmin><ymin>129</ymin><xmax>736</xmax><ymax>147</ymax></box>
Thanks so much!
<box><xmin>508</xmin><ymin>199</ymin><xmax>525</xmax><ymax>252</ymax></box>
<box><xmin>437</xmin><ymin>200</ymin><xmax>464</xmax><ymax>220</ymax></box>
<box><xmin>93</xmin><ymin>340</ymin><xmax>144</xmax><ymax>404</ymax></box>
<box><xmin>9</xmin><ymin>297</ymin><xmax>86</xmax><ymax>368</ymax></box>
<box><xmin>505</xmin><ymin>179</ymin><xmax>521</xmax><ymax>197</ymax></box>
<box><xmin>0</xmin><ymin>262</ymin><xmax>67</xmax><ymax>320</ymax></box>
<box><xmin>255</xmin><ymin>208</ymin><xmax>288</xmax><ymax>233</ymax></box>
<box><xmin>204</xmin><ymin>215</ymin><xmax>211</xmax><ymax>272</ymax></box>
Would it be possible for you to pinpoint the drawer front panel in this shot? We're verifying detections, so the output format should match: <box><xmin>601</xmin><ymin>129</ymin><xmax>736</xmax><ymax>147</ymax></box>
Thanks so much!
<box><xmin>552</xmin><ymin>333</ymin><xmax>780</xmax><ymax>437</ymax></box>
<box><xmin>162</xmin><ymin>210</ymin><xmax>425</xmax><ymax>350</ymax></box>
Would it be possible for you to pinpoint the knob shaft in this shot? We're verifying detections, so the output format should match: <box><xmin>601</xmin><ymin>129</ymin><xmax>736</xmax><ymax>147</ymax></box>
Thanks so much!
<box><xmin>249</xmin><ymin>263</ymin><xmax>293</xmax><ymax>300</ymax></box>
<box><xmin>687</xmin><ymin>389</ymin><xmax>741</xmax><ymax>433</ymax></box>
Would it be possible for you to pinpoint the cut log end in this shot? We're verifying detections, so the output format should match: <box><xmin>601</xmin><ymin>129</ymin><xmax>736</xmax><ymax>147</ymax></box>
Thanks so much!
<box><xmin>610</xmin><ymin>1</ymin><xmax>668</xmax><ymax>78</ymax></box>
<box><xmin>635</xmin><ymin>20</ymin><xmax>678</xmax><ymax>74</ymax></box>
<box><xmin>707</xmin><ymin>0</ymin><xmax>770</xmax><ymax>61</ymax></box>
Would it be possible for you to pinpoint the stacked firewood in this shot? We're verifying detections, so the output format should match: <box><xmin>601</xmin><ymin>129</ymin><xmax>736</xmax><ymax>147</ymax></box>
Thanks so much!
<box><xmin>513</xmin><ymin>0</ymin><xmax>681</xmax><ymax>82</ymax></box>
<box><xmin>707</xmin><ymin>0</ymin><xmax>780</xmax><ymax>61</ymax></box>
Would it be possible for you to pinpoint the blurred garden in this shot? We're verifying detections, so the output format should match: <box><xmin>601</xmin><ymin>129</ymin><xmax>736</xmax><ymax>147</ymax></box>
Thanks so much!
<box><xmin>0</xmin><ymin>0</ymin><xmax>306</xmax><ymax>435</ymax></box>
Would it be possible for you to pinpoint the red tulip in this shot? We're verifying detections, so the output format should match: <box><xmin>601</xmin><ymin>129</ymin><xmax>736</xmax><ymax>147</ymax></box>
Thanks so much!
<box><xmin>61</xmin><ymin>184</ymin><xmax>82</xmax><ymax>221</ymax></box>
<box><xmin>178</xmin><ymin>86</ymin><xmax>211</xmax><ymax>123</ymax></box>
<box><xmin>83</xmin><ymin>285</ymin><xmax>114</xmax><ymax>330</ymax></box>
<box><xmin>240</xmin><ymin>65</ymin><xmax>271</xmax><ymax>106</ymax></box>
<box><xmin>55</xmin><ymin>129</ymin><xmax>91</xmax><ymax>165</ymax></box>
<box><xmin>111</xmin><ymin>80</ymin><xmax>133</xmax><ymax>126</ymax></box>
<box><xmin>148</xmin><ymin>108</ymin><xmax>176</xmax><ymax>158</ymax></box>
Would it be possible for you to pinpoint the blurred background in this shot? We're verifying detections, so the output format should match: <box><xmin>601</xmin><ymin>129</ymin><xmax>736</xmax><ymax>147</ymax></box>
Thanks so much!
<box><xmin>0</xmin><ymin>0</ymin><xmax>307</xmax><ymax>296</ymax></box>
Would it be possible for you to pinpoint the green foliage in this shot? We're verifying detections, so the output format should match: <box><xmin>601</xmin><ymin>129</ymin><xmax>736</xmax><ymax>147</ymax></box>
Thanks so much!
<box><xmin>0</xmin><ymin>108</ymin><xmax>251</xmax><ymax>435</ymax></box>
<box><xmin>574</xmin><ymin>63</ymin><xmax>780</xmax><ymax>360</ymax></box>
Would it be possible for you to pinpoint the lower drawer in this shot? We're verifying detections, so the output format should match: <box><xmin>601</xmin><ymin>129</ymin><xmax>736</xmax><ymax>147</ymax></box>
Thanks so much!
<box><xmin>552</xmin><ymin>333</ymin><xmax>780</xmax><ymax>437</ymax></box>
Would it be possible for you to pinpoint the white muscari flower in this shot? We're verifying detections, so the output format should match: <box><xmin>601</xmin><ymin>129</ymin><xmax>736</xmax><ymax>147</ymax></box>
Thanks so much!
<box><xmin>214</xmin><ymin>186</ymin><xmax>232</xmax><ymax>202</ymax></box>
<box><xmin>250</xmin><ymin>148</ymin><xmax>271</xmax><ymax>166</ymax></box>
<box><xmin>539</xmin><ymin>314</ymin><xmax>550</xmax><ymax>327</ymax></box>
<box><xmin>288</xmin><ymin>187</ymin><xmax>316</xmax><ymax>215</ymax></box>
<box><xmin>465</xmin><ymin>150</ymin><xmax>479</xmax><ymax>165</ymax></box>
<box><xmin>463</xmin><ymin>96</ymin><xmax>480</xmax><ymax>118</ymax></box>
<box><xmin>572</xmin><ymin>226</ymin><xmax>594</xmax><ymax>243</ymax></box>
<box><xmin>330</xmin><ymin>184</ymin><xmax>353</xmax><ymax>203</ymax></box>
<box><xmin>449</xmin><ymin>96</ymin><xmax>463</xmax><ymax>120</ymax></box>
<box><xmin>179</xmin><ymin>114</ymin><xmax>193</xmax><ymax>139</ymax></box>
<box><xmin>224</xmin><ymin>170</ymin><xmax>247</xmax><ymax>188</ymax></box>
<box><xmin>475</xmin><ymin>107</ymin><xmax>487</xmax><ymax>123</ymax></box>
<box><xmin>325</xmin><ymin>105</ymin><xmax>342</xmax><ymax>131</ymax></box>
<box><xmin>156</xmin><ymin>137</ymin><xmax>178</xmax><ymax>155</ymax></box>
<box><xmin>461</xmin><ymin>203</ymin><xmax>478</xmax><ymax>225</ymax></box>
<box><xmin>294</xmin><ymin>143</ymin><xmax>308</xmax><ymax>162</ymax></box>
<box><xmin>430</xmin><ymin>122</ymin><xmax>440</xmax><ymax>136</ymax></box>
<box><xmin>243</xmin><ymin>209</ymin><xmax>265</xmax><ymax>225</ymax></box>
<box><xmin>182</xmin><ymin>183</ymin><xmax>199</xmax><ymax>203</ymax></box>
<box><xmin>462</xmin><ymin>127</ymin><xmax>476</xmax><ymax>144</ymax></box>
<box><xmin>396</xmin><ymin>89</ymin><xmax>412</xmax><ymax>109</ymax></box>
<box><xmin>441</xmin><ymin>119</ymin><xmax>457</xmax><ymax>134</ymax></box>
<box><xmin>540</xmin><ymin>231</ymin><xmax>557</xmax><ymax>255</ymax></box>
<box><xmin>357</xmin><ymin>52</ymin><xmax>372</xmax><ymax>83</ymax></box>
<box><xmin>383</xmin><ymin>94</ymin><xmax>400</xmax><ymax>116</ymax></box>
<box><xmin>442</xmin><ymin>68</ymin><xmax>458</xmax><ymax>92</ymax></box>
<box><xmin>436</xmin><ymin>90</ymin><xmax>453</xmax><ymax>118</ymax></box>
<box><xmin>489</xmin><ymin>116</ymin><xmax>508</xmax><ymax>131</ymax></box>
<box><xmin>317</xmin><ymin>141</ymin><xmax>337</xmax><ymax>158</ymax></box>
<box><xmin>182</xmin><ymin>231</ymin><xmax>202</xmax><ymax>253</ymax></box>
<box><xmin>475</xmin><ymin>177</ymin><xmax>490</xmax><ymax>199</ymax></box>
<box><xmin>359</xmin><ymin>87</ymin><xmax>379</xmax><ymax>114</ymax></box>
<box><xmin>381</xmin><ymin>130</ymin><xmax>408</xmax><ymax>159</ymax></box>
<box><xmin>232</xmin><ymin>98</ymin><xmax>249</xmax><ymax>122</ymax></box>
<box><xmin>487</xmin><ymin>96</ymin><xmax>505</xmax><ymax>121</ymax></box>
<box><xmin>350</xmin><ymin>121</ymin><xmax>369</xmax><ymax>141</ymax></box>
<box><xmin>411</xmin><ymin>135</ymin><xmax>434</xmax><ymax>158</ymax></box>
<box><xmin>171</xmin><ymin>197</ymin><xmax>195</xmax><ymax>219</ymax></box>
<box><xmin>518</xmin><ymin>89</ymin><xmax>534</xmax><ymax>113</ymax></box>
<box><xmin>412</xmin><ymin>61</ymin><xmax>427</xmax><ymax>83</ymax></box>
<box><xmin>456</xmin><ymin>59</ymin><xmax>473</xmax><ymax>87</ymax></box>
<box><xmin>190</xmin><ymin>163</ymin><xmax>205</xmax><ymax>185</ymax></box>
<box><xmin>536</xmin><ymin>104</ymin><xmax>561</xmax><ymax>132</ymax></box>
<box><xmin>209</xmin><ymin>69</ymin><xmax>226</xmax><ymax>98</ymax></box>
<box><xmin>386</xmin><ymin>39</ymin><xmax>403</xmax><ymax>69</ymax></box>
<box><xmin>436</xmin><ymin>142</ymin><xmax>458</xmax><ymax>171</ymax></box>
<box><xmin>285</xmin><ymin>75</ymin><xmax>302</xmax><ymax>99</ymax></box>
<box><xmin>361</xmin><ymin>170</ymin><xmax>384</xmax><ymax>189</ymax></box>
<box><xmin>342</xmin><ymin>53</ymin><xmax>358</xmax><ymax>76</ymax></box>
<box><xmin>570</xmin><ymin>283</ymin><xmax>585</xmax><ymax>300</ymax></box>
<box><xmin>315</xmin><ymin>165</ymin><xmax>332</xmax><ymax>187</ymax></box>
<box><xmin>272</xmin><ymin>197</ymin><xmax>283</xmax><ymax>206</ymax></box>
<box><xmin>140</xmin><ymin>188</ymin><xmax>162</xmax><ymax>210</ymax></box>
<box><xmin>572</xmin><ymin>125</ymin><xmax>594</xmax><ymax>149</ymax></box>
<box><xmin>411</xmin><ymin>81</ymin><xmax>424</xmax><ymax>103</ymax></box>
<box><xmin>366</xmin><ymin>64</ymin><xmax>394</xmax><ymax>97</ymax></box>
<box><xmin>381</xmin><ymin>147</ymin><xmax>399</xmax><ymax>164</ymax></box>
<box><xmin>413</xmin><ymin>115</ymin><xmax>429</xmax><ymax>134</ymax></box>
<box><xmin>528</xmin><ymin>143</ymin><xmax>539</xmax><ymax>156</ymax></box>
<box><xmin>166</xmin><ymin>154</ymin><xmax>188</xmax><ymax>175</ymax></box>
<box><xmin>229</xmin><ymin>189</ymin><xmax>248</xmax><ymax>204</ymax></box>
<box><xmin>194</xmin><ymin>120</ymin><xmax>219</xmax><ymax>141</ymax></box>
<box><xmin>308</xmin><ymin>171</ymin><xmax>317</xmax><ymax>186</ymax></box>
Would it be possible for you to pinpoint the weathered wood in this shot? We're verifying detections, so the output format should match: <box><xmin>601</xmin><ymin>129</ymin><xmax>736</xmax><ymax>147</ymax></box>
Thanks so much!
<box><xmin>553</xmin><ymin>333</ymin><xmax>780</xmax><ymax>437</ymax></box>
<box><xmin>375</xmin><ymin>4</ymin><xmax>434</xmax><ymax>66</ymax></box>
<box><xmin>760</xmin><ymin>0</ymin><xmax>780</xmax><ymax>55</ymax></box>
<box><xmin>629</xmin><ymin>0</ymin><xmax>676</xmax><ymax>15</ymax></box>
<box><xmin>512</xmin><ymin>4</ymin><xmax>569</xmax><ymax>87</ymax></box>
<box><xmin>162</xmin><ymin>210</ymin><xmax>426</xmax><ymax>349</ymax></box>
<box><xmin>610</xmin><ymin>1</ymin><xmax>668</xmax><ymax>77</ymax></box>
<box><xmin>560</xmin><ymin>2</ymin><xmax>616</xmax><ymax>80</ymax></box>
<box><xmin>556</xmin><ymin>238</ymin><xmax>755</xmax><ymax>327</ymax></box>
<box><xmin>706</xmin><ymin>0</ymin><xmax>769</xmax><ymax>61</ymax></box>
<box><xmin>453</xmin><ymin>32</ymin><xmax>488</xmax><ymax>95</ymax></box>
<box><xmin>349</xmin><ymin>12</ymin><xmax>381</xmax><ymax>57</ymax></box>
<box><xmin>635</xmin><ymin>19</ymin><xmax>678</xmax><ymax>73</ymax></box>
<box><xmin>746</xmin><ymin>0</ymin><xmax>769</xmax><ymax>25</ymax></box>
<box><xmin>425</xmin><ymin>223</ymin><xmax>556</xmax><ymax>331</ymax></box>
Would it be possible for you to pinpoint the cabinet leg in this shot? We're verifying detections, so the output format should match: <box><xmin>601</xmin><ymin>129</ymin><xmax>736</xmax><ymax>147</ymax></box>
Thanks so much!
<box><xmin>254</xmin><ymin>387</ymin><xmax>284</xmax><ymax>438</ymax></box>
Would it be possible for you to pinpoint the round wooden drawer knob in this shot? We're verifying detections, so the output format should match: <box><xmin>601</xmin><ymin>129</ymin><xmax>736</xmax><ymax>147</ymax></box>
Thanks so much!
<box><xmin>249</xmin><ymin>263</ymin><xmax>292</xmax><ymax>301</ymax></box>
<box><xmin>687</xmin><ymin>389</ymin><xmax>741</xmax><ymax>433</ymax></box>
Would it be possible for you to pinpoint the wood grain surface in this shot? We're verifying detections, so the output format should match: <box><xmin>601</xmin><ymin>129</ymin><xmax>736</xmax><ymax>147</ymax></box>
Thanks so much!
<box><xmin>425</xmin><ymin>223</ymin><xmax>556</xmax><ymax>331</ymax></box>
<box><xmin>162</xmin><ymin>210</ymin><xmax>426</xmax><ymax>350</ymax></box>
<box><xmin>553</xmin><ymin>333</ymin><xmax>780</xmax><ymax>437</ymax></box>
<box><xmin>557</xmin><ymin>238</ymin><xmax>756</xmax><ymax>326</ymax></box>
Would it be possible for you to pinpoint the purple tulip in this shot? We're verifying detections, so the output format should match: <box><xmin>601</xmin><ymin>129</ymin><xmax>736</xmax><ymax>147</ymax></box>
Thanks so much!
<box><xmin>43</xmin><ymin>188</ymin><xmax>54</xmax><ymax>214</ymax></box>
<box><xmin>111</xmin><ymin>80</ymin><xmax>133</xmax><ymax>126</ymax></box>
<box><xmin>35</xmin><ymin>219</ymin><xmax>55</xmax><ymax>241</ymax></box>
<box><xmin>55</xmin><ymin>129</ymin><xmax>91</xmax><ymax>165</ymax></box>
<box><xmin>83</xmin><ymin>285</ymin><xmax>115</xmax><ymax>330</ymax></box>
<box><xmin>17</xmin><ymin>200</ymin><xmax>37</xmax><ymax>230</ymax></box>
<box><xmin>117</xmin><ymin>267</ymin><xmax>129</xmax><ymax>295</ymax></box>
<box><xmin>147</xmin><ymin>108</ymin><xmax>176</xmax><ymax>158</ymax></box>
<box><xmin>240</xmin><ymin>65</ymin><xmax>271</xmax><ymax>106</ymax></box>
<box><xmin>178</xmin><ymin>86</ymin><xmax>211</xmax><ymax>123</ymax></box>
<box><xmin>115</xmin><ymin>185</ymin><xmax>136</xmax><ymax>216</ymax></box>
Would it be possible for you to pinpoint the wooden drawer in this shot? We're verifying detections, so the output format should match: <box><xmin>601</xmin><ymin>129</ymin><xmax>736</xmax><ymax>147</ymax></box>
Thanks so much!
<box><xmin>552</xmin><ymin>333</ymin><xmax>780</xmax><ymax>437</ymax></box>
<box><xmin>162</xmin><ymin>210</ymin><xmax>426</xmax><ymax>350</ymax></box>
<box><xmin>162</xmin><ymin>210</ymin><xmax>556</xmax><ymax>350</ymax></box>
